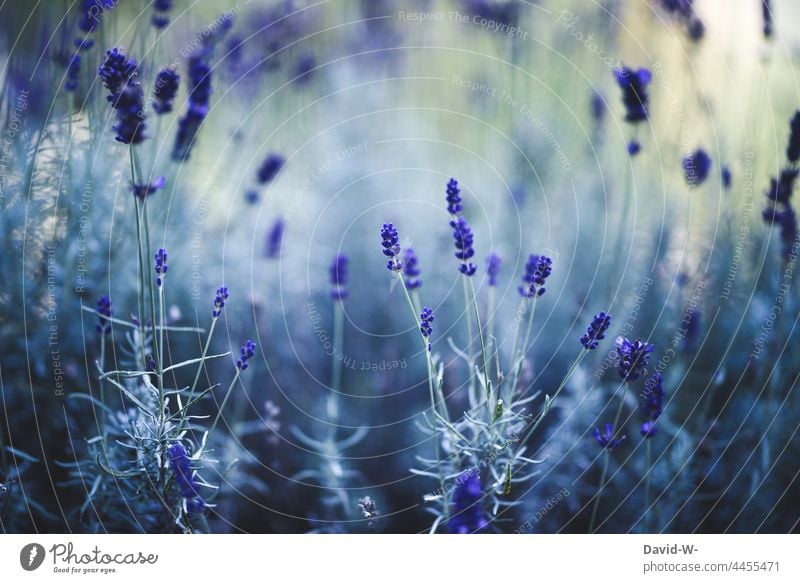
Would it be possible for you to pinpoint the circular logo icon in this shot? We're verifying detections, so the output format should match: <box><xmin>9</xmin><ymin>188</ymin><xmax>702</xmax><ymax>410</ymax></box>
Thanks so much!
<box><xmin>20</xmin><ymin>543</ymin><xmax>46</xmax><ymax>571</ymax></box>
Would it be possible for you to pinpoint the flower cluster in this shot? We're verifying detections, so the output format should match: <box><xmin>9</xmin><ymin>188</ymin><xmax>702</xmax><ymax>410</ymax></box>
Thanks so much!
<box><xmin>420</xmin><ymin>307</ymin><xmax>434</xmax><ymax>351</ymax></box>
<box><xmin>330</xmin><ymin>253</ymin><xmax>348</xmax><ymax>300</ymax></box>
<box><xmin>763</xmin><ymin>111</ymin><xmax>800</xmax><ymax>261</ymax></box>
<box><xmin>152</xmin><ymin>0</ymin><xmax>173</xmax><ymax>29</ymax></box>
<box><xmin>593</xmin><ymin>423</ymin><xmax>627</xmax><ymax>450</ymax></box>
<box><xmin>95</xmin><ymin>295</ymin><xmax>112</xmax><ymax>335</ymax></box>
<box><xmin>581</xmin><ymin>311</ymin><xmax>612</xmax><ymax>350</ymax></box>
<box><xmin>615</xmin><ymin>336</ymin><xmax>654</xmax><ymax>382</ymax></box>
<box><xmin>448</xmin><ymin>471</ymin><xmax>488</xmax><ymax>533</ymax></box>
<box><xmin>659</xmin><ymin>0</ymin><xmax>704</xmax><ymax>42</ymax></box>
<box><xmin>381</xmin><ymin>223</ymin><xmax>403</xmax><ymax>271</ymax></box>
<box><xmin>640</xmin><ymin>372</ymin><xmax>665</xmax><ymax>438</ymax></box>
<box><xmin>65</xmin><ymin>54</ymin><xmax>81</xmax><ymax>92</ymax></box>
<box><xmin>98</xmin><ymin>48</ymin><xmax>147</xmax><ymax>144</ymax></box>
<box><xmin>212</xmin><ymin>286</ymin><xmax>229</xmax><ymax>318</ymax></box>
<box><xmin>519</xmin><ymin>254</ymin><xmax>552</xmax><ymax>297</ymax></box>
<box><xmin>98</xmin><ymin>48</ymin><xmax>137</xmax><ymax>102</ymax></box>
<box><xmin>130</xmin><ymin>176</ymin><xmax>166</xmax><ymax>200</ymax></box>
<box><xmin>236</xmin><ymin>340</ymin><xmax>256</xmax><ymax>371</ymax></box>
<box><xmin>257</xmin><ymin>154</ymin><xmax>285</xmax><ymax>184</ymax></box>
<box><xmin>265</xmin><ymin>217</ymin><xmax>285</xmax><ymax>259</ymax></box>
<box><xmin>450</xmin><ymin>216</ymin><xmax>477</xmax><ymax>276</ymax></box>
<box><xmin>683</xmin><ymin>148</ymin><xmax>712</xmax><ymax>187</ymax></box>
<box><xmin>613</xmin><ymin>66</ymin><xmax>652</xmax><ymax>124</ymax></box>
<box><xmin>762</xmin><ymin>0</ymin><xmax>773</xmax><ymax>38</ymax></box>
<box><xmin>154</xmin><ymin>248</ymin><xmax>168</xmax><ymax>287</ymax></box>
<box><xmin>173</xmin><ymin>52</ymin><xmax>212</xmax><ymax>161</ymax></box>
<box><xmin>167</xmin><ymin>443</ymin><xmax>205</xmax><ymax>513</ymax></box>
<box><xmin>153</xmin><ymin>67</ymin><xmax>180</xmax><ymax>114</ymax></box>
<box><xmin>446</xmin><ymin>177</ymin><xmax>462</xmax><ymax>215</ymax></box>
<box><xmin>486</xmin><ymin>252</ymin><xmax>501</xmax><ymax>286</ymax></box>
<box><xmin>402</xmin><ymin>248</ymin><xmax>422</xmax><ymax>289</ymax></box>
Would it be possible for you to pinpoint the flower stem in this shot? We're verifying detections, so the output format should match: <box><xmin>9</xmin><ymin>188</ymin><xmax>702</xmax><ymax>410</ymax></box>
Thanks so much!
<box><xmin>328</xmin><ymin>300</ymin><xmax>344</xmax><ymax>438</ymax></box>
<box><xmin>461</xmin><ymin>276</ymin><xmax>477</xmax><ymax>406</ymax></box>
<box><xmin>589</xmin><ymin>383</ymin><xmax>627</xmax><ymax>532</ymax></box>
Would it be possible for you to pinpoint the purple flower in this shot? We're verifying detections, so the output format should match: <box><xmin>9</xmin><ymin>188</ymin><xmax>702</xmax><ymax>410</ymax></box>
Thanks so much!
<box><xmin>615</xmin><ymin>336</ymin><xmax>654</xmax><ymax>382</ymax></box>
<box><xmin>130</xmin><ymin>176</ymin><xmax>166</xmax><ymax>200</ymax></box>
<box><xmin>448</xmin><ymin>471</ymin><xmax>488</xmax><ymax>534</ymax></box>
<box><xmin>154</xmin><ymin>248</ymin><xmax>168</xmax><ymax>287</ymax></box>
<box><xmin>446</xmin><ymin>177</ymin><xmax>462</xmax><ymax>215</ymax></box>
<box><xmin>788</xmin><ymin>111</ymin><xmax>800</xmax><ymax>163</ymax></box>
<box><xmin>330</xmin><ymin>253</ymin><xmax>348</xmax><ymax>300</ymax></box>
<box><xmin>172</xmin><ymin>53</ymin><xmax>212</xmax><ymax>161</ymax></box>
<box><xmin>257</xmin><ymin>154</ymin><xmax>285</xmax><ymax>184</ymax></box>
<box><xmin>613</xmin><ymin>66</ymin><xmax>651</xmax><ymax>124</ymax></box>
<box><xmin>96</xmin><ymin>295</ymin><xmax>112</xmax><ymax>335</ymax></box>
<box><xmin>627</xmin><ymin>140</ymin><xmax>641</xmax><ymax>156</ymax></box>
<box><xmin>236</xmin><ymin>340</ymin><xmax>256</xmax><ymax>370</ymax></box>
<box><xmin>450</xmin><ymin>216</ymin><xmax>477</xmax><ymax>276</ymax></box>
<box><xmin>721</xmin><ymin>166</ymin><xmax>732</xmax><ymax>190</ymax></box>
<box><xmin>683</xmin><ymin>149</ymin><xmax>712</xmax><ymax>187</ymax></box>
<box><xmin>152</xmin><ymin>0</ymin><xmax>173</xmax><ymax>29</ymax></box>
<box><xmin>381</xmin><ymin>223</ymin><xmax>403</xmax><ymax>272</ymax></box>
<box><xmin>98</xmin><ymin>48</ymin><xmax>137</xmax><ymax>102</ymax></box>
<box><xmin>580</xmin><ymin>311</ymin><xmax>612</xmax><ymax>350</ymax></box>
<box><xmin>762</xmin><ymin>0</ymin><xmax>774</xmax><ymax>38</ymax></box>
<box><xmin>212</xmin><ymin>286</ymin><xmax>229</xmax><ymax>318</ymax></box>
<box><xmin>593</xmin><ymin>423</ymin><xmax>627</xmax><ymax>450</ymax></box>
<box><xmin>167</xmin><ymin>443</ymin><xmax>205</xmax><ymax>513</ymax></box>
<box><xmin>112</xmin><ymin>82</ymin><xmax>147</xmax><ymax>145</ymax></box>
<box><xmin>264</xmin><ymin>217</ymin><xmax>285</xmax><ymax>259</ymax></box>
<box><xmin>402</xmin><ymin>248</ymin><xmax>422</xmax><ymax>289</ymax></box>
<box><xmin>486</xmin><ymin>252</ymin><xmax>501</xmax><ymax>286</ymax></box>
<box><xmin>518</xmin><ymin>254</ymin><xmax>552</xmax><ymax>297</ymax></box>
<box><xmin>590</xmin><ymin>91</ymin><xmax>605</xmax><ymax>123</ymax></box>
<box><xmin>294</xmin><ymin>53</ymin><xmax>316</xmax><ymax>84</ymax></box>
<box><xmin>641</xmin><ymin>372</ymin><xmax>665</xmax><ymax>420</ymax></box>
<box><xmin>153</xmin><ymin>67</ymin><xmax>180</xmax><ymax>114</ymax></box>
<box><xmin>65</xmin><ymin>53</ymin><xmax>81</xmax><ymax>92</ymax></box>
<box><xmin>420</xmin><ymin>307</ymin><xmax>434</xmax><ymax>351</ymax></box>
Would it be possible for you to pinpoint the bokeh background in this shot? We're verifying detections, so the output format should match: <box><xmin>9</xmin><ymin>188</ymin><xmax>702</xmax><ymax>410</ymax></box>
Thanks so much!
<box><xmin>1</xmin><ymin>0</ymin><xmax>799</xmax><ymax>533</ymax></box>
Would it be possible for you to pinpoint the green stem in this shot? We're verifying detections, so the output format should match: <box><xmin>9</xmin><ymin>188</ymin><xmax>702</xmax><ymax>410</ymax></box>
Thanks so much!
<box><xmin>461</xmin><ymin>276</ymin><xmax>477</xmax><ymax>406</ymax></box>
<box><xmin>328</xmin><ymin>300</ymin><xmax>345</xmax><ymax>439</ymax></box>
<box><xmin>395</xmin><ymin>272</ymin><xmax>448</xmax><ymax>519</ymax></box>
<box><xmin>468</xmin><ymin>278</ymin><xmax>491</xmax><ymax>409</ymax></box>
<box><xmin>179</xmin><ymin>317</ymin><xmax>219</xmax><ymax>433</ymax></box>
<box><xmin>205</xmin><ymin>369</ymin><xmax>243</xmax><ymax>447</ymax></box>
<box><xmin>517</xmin><ymin>350</ymin><xmax>586</xmax><ymax>450</ymax></box>
<box><xmin>589</xmin><ymin>451</ymin><xmax>610</xmax><ymax>533</ymax></box>
<box><xmin>510</xmin><ymin>297</ymin><xmax>537</xmax><ymax>399</ymax></box>
<box><xmin>589</xmin><ymin>384</ymin><xmax>627</xmax><ymax>532</ymax></box>
<box><xmin>132</xmin><ymin>195</ymin><xmax>147</xmax><ymax>368</ymax></box>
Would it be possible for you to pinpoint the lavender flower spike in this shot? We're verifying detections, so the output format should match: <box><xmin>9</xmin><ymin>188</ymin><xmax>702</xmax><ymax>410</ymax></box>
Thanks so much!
<box><xmin>420</xmin><ymin>307</ymin><xmax>434</xmax><ymax>351</ymax></box>
<box><xmin>154</xmin><ymin>248</ymin><xmax>168</xmax><ymax>287</ymax></box>
<box><xmin>381</xmin><ymin>223</ymin><xmax>403</xmax><ymax>272</ymax></box>
<box><xmin>212</xmin><ymin>286</ymin><xmax>229</xmax><ymax>318</ymax></box>
<box><xmin>593</xmin><ymin>423</ymin><xmax>627</xmax><ymax>450</ymax></box>
<box><xmin>446</xmin><ymin>177</ymin><xmax>462</xmax><ymax>215</ymax></box>
<box><xmin>330</xmin><ymin>253</ymin><xmax>348</xmax><ymax>300</ymax></box>
<box><xmin>236</xmin><ymin>340</ymin><xmax>256</xmax><ymax>371</ymax></box>
<box><xmin>486</xmin><ymin>252</ymin><xmax>501</xmax><ymax>286</ymax></box>
<box><xmin>615</xmin><ymin>336</ymin><xmax>654</xmax><ymax>382</ymax></box>
<box><xmin>450</xmin><ymin>216</ymin><xmax>477</xmax><ymax>276</ymax></box>
<box><xmin>403</xmin><ymin>248</ymin><xmax>422</xmax><ymax>289</ymax></box>
<box><xmin>580</xmin><ymin>311</ymin><xmax>611</xmax><ymax>350</ymax></box>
